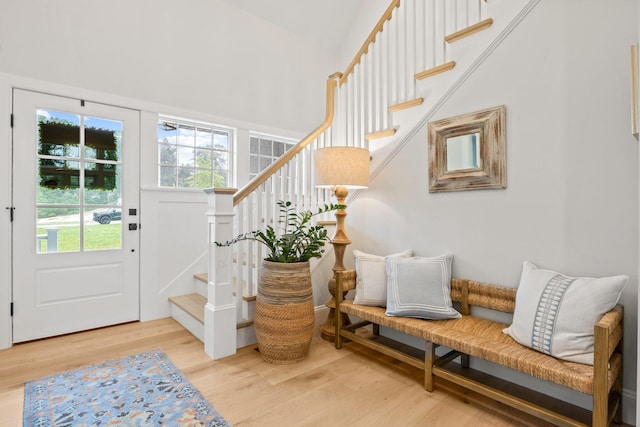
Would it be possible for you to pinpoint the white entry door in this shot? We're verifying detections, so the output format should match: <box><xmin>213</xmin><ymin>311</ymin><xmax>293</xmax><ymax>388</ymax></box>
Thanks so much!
<box><xmin>12</xmin><ymin>89</ymin><xmax>140</xmax><ymax>342</ymax></box>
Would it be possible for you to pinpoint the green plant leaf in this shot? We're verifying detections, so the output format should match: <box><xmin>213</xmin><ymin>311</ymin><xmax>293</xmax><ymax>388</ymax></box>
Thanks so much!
<box><xmin>214</xmin><ymin>200</ymin><xmax>346</xmax><ymax>262</ymax></box>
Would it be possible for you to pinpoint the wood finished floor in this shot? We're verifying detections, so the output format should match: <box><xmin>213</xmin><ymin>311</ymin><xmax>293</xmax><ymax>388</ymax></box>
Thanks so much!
<box><xmin>0</xmin><ymin>318</ymin><xmax>563</xmax><ymax>426</ymax></box>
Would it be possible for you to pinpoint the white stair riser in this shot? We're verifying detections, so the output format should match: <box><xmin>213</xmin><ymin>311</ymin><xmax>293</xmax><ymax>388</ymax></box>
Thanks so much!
<box><xmin>170</xmin><ymin>303</ymin><xmax>204</xmax><ymax>342</ymax></box>
<box><xmin>196</xmin><ymin>279</ymin><xmax>207</xmax><ymax>298</ymax></box>
<box><xmin>242</xmin><ymin>298</ymin><xmax>256</xmax><ymax>321</ymax></box>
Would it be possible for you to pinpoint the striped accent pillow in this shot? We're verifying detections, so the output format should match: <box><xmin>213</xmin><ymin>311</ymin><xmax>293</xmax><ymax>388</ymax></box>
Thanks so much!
<box><xmin>385</xmin><ymin>253</ymin><xmax>461</xmax><ymax>320</ymax></box>
<box><xmin>503</xmin><ymin>261</ymin><xmax>627</xmax><ymax>365</ymax></box>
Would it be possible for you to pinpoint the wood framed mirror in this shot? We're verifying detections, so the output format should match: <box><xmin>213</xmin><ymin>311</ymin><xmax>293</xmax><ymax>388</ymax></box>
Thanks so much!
<box><xmin>428</xmin><ymin>105</ymin><xmax>506</xmax><ymax>193</ymax></box>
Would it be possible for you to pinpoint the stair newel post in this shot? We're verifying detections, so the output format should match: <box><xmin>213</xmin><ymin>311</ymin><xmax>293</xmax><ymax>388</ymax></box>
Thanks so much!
<box><xmin>204</xmin><ymin>187</ymin><xmax>237</xmax><ymax>360</ymax></box>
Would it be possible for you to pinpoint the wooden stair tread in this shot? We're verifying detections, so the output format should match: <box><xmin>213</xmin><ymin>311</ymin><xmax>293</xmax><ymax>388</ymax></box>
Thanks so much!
<box><xmin>445</xmin><ymin>18</ymin><xmax>493</xmax><ymax>44</ymax></box>
<box><xmin>415</xmin><ymin>61</ymin><xmax>456</xmax><ymax>80</ymax></box>
<box><xmin>366</xmin><ymin>128</ymin><xmax>397</xmax><ymax>140</ymax></box>
<box><xmin>194</xmin><ymin>273</ymin><xmax>207</xmax><ymax>284</ymax></box>
<box><xmin>237</xmin><ymin>320</ymin><xmax>254</xmax><ymax>329</ymax></box>
<box><xmin>169</xmin><ymin>293</ymin><xmax>205</xmax><ymax>324</ymax></box>
<box><xmin>170</xmin><ymin>292</ymin><xmax>255</xmax><ymax>329</ymax></box>
<box><xmin>388</xmin><ymin>98</ymin><xmax>424</xmax><ymax>112</ymax></box>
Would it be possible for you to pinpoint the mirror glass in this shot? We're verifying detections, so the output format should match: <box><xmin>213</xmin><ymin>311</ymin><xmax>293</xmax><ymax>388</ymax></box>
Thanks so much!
<box><xmin>446</xmin><ymin>132</ymin><xmax>480</xmax><ymax>171</ymax></box>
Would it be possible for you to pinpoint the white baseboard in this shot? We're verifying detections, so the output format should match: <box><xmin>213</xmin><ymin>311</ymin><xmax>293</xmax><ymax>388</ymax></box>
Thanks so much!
<box><xmin>236</xmin><ymin>324</ymin><xmax>256</xmax><ymax>349</ymax></box>
<box><xmin>622</xmin><ymin>388</ymin><xmax>636</xmax><ymax>425</ymax></box>
<box><xmin>314</xmin><ymin>305</ymin><xmax>329</xmax><ymax>331</ymax></box>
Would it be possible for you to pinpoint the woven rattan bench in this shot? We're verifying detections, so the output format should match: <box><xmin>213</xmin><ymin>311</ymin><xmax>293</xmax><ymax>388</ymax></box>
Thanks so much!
<box><xmin>333</xmin><ymin>270</ymin><xmax>624</xmax><ymax>427</ymax></box>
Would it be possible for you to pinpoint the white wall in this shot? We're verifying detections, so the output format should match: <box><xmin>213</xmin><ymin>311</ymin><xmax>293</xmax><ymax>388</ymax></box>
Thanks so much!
<box><xmin>343</xmin><ymin>0</ymin><xmax>638</xmax><ymax>422</ymax></box>
<box><xmin>335</xmin><ymin>0</ymin><xmax>391</xmax><ymax>73</ymax></box>
<box><xmin>0</xmin><ymin>0</ymin><xmax>336</xmax><ymax>134</ymax></box>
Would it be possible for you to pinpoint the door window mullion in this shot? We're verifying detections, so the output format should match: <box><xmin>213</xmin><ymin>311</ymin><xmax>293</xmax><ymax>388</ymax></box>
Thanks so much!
<box><xmin>79</xmin><ymin>115</ymin><xmax>86</xmax><ymax>252</ymax></box>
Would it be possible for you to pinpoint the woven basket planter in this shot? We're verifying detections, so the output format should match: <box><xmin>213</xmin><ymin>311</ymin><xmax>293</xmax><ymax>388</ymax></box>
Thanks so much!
<box><xmin>255</xmin><ymin>260</ymin><xmax>315</xmax><ymax>364</ymax></box>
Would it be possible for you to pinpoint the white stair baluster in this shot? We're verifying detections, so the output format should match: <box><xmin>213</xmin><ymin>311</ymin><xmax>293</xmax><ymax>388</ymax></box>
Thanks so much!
<box><xmin>358</xmin><ymin>62</ymin><xmax>366</xmax><ymax>147</ymax></box>
<box><xmin>406</xmin><ymin>0</ymin><xmax>417</xmax><ymax>99</ymax></box>
<box><xmin>372</xmin><ymin>38</ymin><xmax>381</xmax><ymax>134</ymax></box>
<box><xmin>388</xmin><ymin>9</ymin><xmax>398</xmax><ymax>106</ymax></box>
<box><xmin>434</xmin><ymin>0</ymin><xmax>447</xmax><ymax>65</ymax></box>
<box><xmin>397</xmin><ymin>3</ymin><xmax>407</xmax><ymax>102</ymax></box>
<box><xmin>468</xmin><ymin>0</ymin><xmax>481</xmax><ymax>24</ymax></box>
<box><xmin>353</xmin><ymin>62</ymin><xmax>361</xmax><ymax>146</ymax></box>
<box><xmin>415</xmin><ymin>0</ymin><xmax>427</xmax><ymax>73</ymax></box>
<box><xmin>348</xmin><ymin>66</ymin><xmax>354</xmax><ymax>145</ymax></box>
<box><xmin>381</xmin><ymin>19</ymin><xmax>390</xmax><ymax>129</ymax></box>
<box><xmin>457</xmin><ymin>0</ymin><xmax>468</xmax><ymax>29</ymax></box>
<box><xmin>446</xmin><ymin>0</ymin><xmax>457</xmax><ymax>34</ymax></box>
<box><xmin>363</xmin><ymin>60</ymin><xmax>370</xmax><ymax>146</ymax></box>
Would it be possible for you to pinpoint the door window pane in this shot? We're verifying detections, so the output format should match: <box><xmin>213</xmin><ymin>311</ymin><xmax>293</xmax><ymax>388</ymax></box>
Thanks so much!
<box><xmin>36</xmin><ymin>208</ymin><xmax>80</xmax><ymax>253</ymax></box>
<box><xmin>85</xmin><ymin>208</ymin><xmax>122</xmax><ymax>250</ymax></box>
<box><xmin>37</xmin><ymin>160</ymin><xmax>80</xmax><ymax>204</ymax></box>
<box><xmin>85</xmin><ymin>164</ymin><xmax>121</xmax><ymax>205</ymax></box>
<box><xmin>84</xmin><ymin>116</ymin><xmax>122</xmax><ymax>161</ymax></box>
<box><xmin>37</xmin><ymin>110</ymin><xmax>80</xmax><ymax>158</ymax></box>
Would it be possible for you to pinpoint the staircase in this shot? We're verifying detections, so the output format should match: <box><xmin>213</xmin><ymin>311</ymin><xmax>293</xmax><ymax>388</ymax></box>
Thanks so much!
<box><xmin>169</xmin><ymin>272</ymin><xmax>256</xmax><ymax>344</ymax></box>
<box><xmin>170</xmin><ymin>0</ymin><xmax>540</xmax><ymax>359</ymax></box>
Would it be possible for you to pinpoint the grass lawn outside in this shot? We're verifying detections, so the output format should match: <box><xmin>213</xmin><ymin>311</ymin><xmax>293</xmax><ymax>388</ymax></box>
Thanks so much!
<box><xmin>37</xmin><ymin>222</ymin><xmax>122</xmax><ymax>252</ymax></box>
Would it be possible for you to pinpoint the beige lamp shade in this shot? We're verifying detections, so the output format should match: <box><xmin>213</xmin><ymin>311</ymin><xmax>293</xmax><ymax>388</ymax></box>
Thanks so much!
<box><xmin>313</xmin><ymin>146</ymin><xmax>370</xmax><ymax>189</ymax></box>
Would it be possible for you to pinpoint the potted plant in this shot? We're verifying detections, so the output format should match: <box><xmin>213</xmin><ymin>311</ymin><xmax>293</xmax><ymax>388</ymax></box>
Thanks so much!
<box><xmin>217</xmin><ymin>200</ymin><xmax>345</xmax><ymax>364</ymax></box>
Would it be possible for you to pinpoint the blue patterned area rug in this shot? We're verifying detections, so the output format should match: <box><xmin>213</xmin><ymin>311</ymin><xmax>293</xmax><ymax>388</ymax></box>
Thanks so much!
<box><xmin>23</xmin><ymin>349</ymin><xmax>231</xmax><ymax>426</ymax></box>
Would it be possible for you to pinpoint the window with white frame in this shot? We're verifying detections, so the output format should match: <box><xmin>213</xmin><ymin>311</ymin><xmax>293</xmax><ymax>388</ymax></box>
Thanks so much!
<box><xmin>249</xmin><ymin>134</ymin><xmax>296</xmax><ymax>180</ymax></box>
<box><xmin>158</xmin><ymin>117</ymin><xmax>233</xmax><ymax>189</ymax></box>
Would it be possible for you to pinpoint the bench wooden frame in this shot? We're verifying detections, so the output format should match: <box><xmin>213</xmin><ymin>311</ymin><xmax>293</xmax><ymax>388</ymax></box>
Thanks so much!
<box><xmin>334</xmin><ymin>270</ymin><xmax>624</xmax><ymax>427</ymax></box>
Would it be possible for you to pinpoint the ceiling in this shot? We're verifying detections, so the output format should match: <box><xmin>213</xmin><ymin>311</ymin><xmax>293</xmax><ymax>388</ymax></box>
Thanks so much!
<box><xmin>218</xmin><ymin>0</ymin><xmax>367</xmax><ymax>52</ymax></box>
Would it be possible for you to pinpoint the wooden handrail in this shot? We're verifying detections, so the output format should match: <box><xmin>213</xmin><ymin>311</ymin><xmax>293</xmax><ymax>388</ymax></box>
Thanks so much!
<box><xmin>233</xmin><ymin>76</ymin><xmax>338</xmax><ymax>206</ymax></box>
<box><xmin>339</xmin><ymin>0</ymin><xmax>401</xmax><ymax>86</ymax></box>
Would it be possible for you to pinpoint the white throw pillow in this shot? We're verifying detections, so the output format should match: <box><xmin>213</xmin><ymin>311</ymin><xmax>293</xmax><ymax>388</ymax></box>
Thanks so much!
<box><xmin>385</xmin><ymin>254</ymin><xmax>461</xmax><ymax>320</ymax></box>
<box><xmin>503</xmin><ymin>261</ymin><xmax>628</xmax><ymax>365</ymax></box>
<box><xmin>353</xmin><ymin>249</ymin><xmax>413</xmax><ymax>306</ymax></box>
